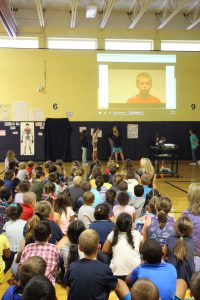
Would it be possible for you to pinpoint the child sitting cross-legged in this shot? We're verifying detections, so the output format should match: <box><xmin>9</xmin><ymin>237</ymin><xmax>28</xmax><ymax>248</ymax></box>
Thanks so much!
<box><xmin>65</xmin><ymin>229</ymin><xmax>131</xmax><ymax>300</ymax></box>
<box><xmin>78</xmin><ymin>191</ymin><xmax>95</xmax><ymax>228</ymax></box>
<box><xmin>19</xmin><ymin>220</ymin><xmax>59</xmax><ymax>285</ymax></box>
<box><xmin>1</xmin><ymin>256</ymin><xmax>46</xmax><ymax>300</ymax></box>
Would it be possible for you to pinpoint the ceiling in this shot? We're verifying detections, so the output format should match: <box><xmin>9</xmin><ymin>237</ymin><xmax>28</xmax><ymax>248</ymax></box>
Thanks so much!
<box><xmin>0</xmin><ymin>0</ymin><xmax>200</xmax><ymax>37</ymax></box>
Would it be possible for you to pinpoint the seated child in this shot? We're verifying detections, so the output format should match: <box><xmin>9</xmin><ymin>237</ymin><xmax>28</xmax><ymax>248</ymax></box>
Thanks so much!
<box><xmin>126</xmin><ymin>239</ymin><xmax>177</xmax><ymax>300</ymax></box>
<box><xmin>130</xmin><ymin>184</ymin><xmax>145</xmax><ymax>219</ymax></box>
<box><xmin>27</xmin><ymin>161</ymin><xmax>35</xmax><ymax>179</ymax></box>
<box><xmin>103</xmin><ymin>213</ymin><xmax>142</xmax><ymax>280</ymax></box>
<box><xmin>3</xmin><ymin>203</ymin><xmax>26</xmax><ymax>252</ymax></box>
<box><xmin>0</xmin><ymin>188</ymin><xmax>13</xmax><ymax>232</ymax></box>
<box><xmin>191</xmin><ymin>272</ymin><xmax>200</xmax><ymax>300</ymax></box>
<box><xmin>141</xmin><ymin>174</ymin><xmax>152</xmax><ymax>199</ymax></box>
<box><xmin>113</xmin><ymin>191</ymin><xmax>135</xmax><ymax>221</ymax></box>
<box><xmin>48</xmin><ymin>172</ymin><xmax>62</xmax><ymax>195</ymax></box>
<box><xmin>2</xmin><ymin>256</ymin><xmax>46</xmax><ymax>300</ymax></box>
<box><xmin>65</xmin><ymin>229</ymin><xmax>131</xmax><ymax>300</ymax></box>
<box><xmin>30</xmin><ymin>171</ymin><xmax>45</xmax><ymax>202</ymax></box>
<box><xmin>131</xmin><ymin>278</ymin><xmax>159</xmax><ymax>300</ymax></box>
<box><xmin>103</xmin><ymin>174</ymin><xmax>112</xmax><ymax>190</ymax></box>
<box><xmin>15</xmin><ymin>181</ymin><xmax>31</xmax><ymax>204</ymax></box>
<box><xmin>0</xmin><ymin>233</ymin><xmax>14</xmax><ymax>284</ymax></box>
<box><xmin>104</xmin><ymin>189</ymin><xmax>116</xmax><ymax>217</ymax></box>
<box><xmin>21</xmin><ymin>192</ymin><xmax>36</xmax><ymax>221</ymax></box>
<box><xmin>4</xmin><ymin>170</ymin><xmax>19</xmax><ymax>196</ymax></box>
<box><xmin>23</xmin><ymin>275</ymin><xmax>56</xmax><ymax>300</ymax></box>
<box><xmin>17</xmin><ymin>163</ymin><xmax>29</xmax><ymax>181</ymax></box>
<box><xmin>78</xmin><ymin>192</ymin><xmax>95</xmax><ymax>228</ymax></box>
<box><xmin>117</xmin><ymin>180</ymin><xmax>133</xmax><ymax>202</ymax></box>
<box><xmin>20</xmin><ymin>220</ymin><xmax>59</xmax><ymax>285</ymax></box>
<box><xmin>89</xmin><ymin>204</ymin><xmax>115</xmax><ymax>247</ymax></box>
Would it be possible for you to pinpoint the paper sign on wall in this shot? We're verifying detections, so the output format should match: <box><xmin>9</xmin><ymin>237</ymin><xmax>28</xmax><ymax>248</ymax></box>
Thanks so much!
<box><xmin>127</xmin><ymin>124</ymin><xmax>138</xmax><ymax>139</ymax></box>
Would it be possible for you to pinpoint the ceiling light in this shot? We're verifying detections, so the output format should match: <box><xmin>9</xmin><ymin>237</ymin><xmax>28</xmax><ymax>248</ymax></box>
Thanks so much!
<box><xmin>86</xmin><ymin>5</ymin><xmax>97</xmax><ymax>18</ymax></box>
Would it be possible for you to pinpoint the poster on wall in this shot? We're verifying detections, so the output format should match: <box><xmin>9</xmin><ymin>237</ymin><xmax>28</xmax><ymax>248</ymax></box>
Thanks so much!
<box><xmin>20</xmin><ymin>122</ymin><xmax>35</xmax><ymax>155</ymax></box>
<box><xmin>127</xmin><ymin>124</ymin><xmax>138</xmax><ymax>139</ymax></box>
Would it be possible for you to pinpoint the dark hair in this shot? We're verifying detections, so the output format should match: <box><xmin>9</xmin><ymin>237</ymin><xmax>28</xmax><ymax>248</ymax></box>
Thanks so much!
<box><xmin>191</xmin><ymin>272</ymin><xmax>200</xmax><ymax>300</ymax></box>
<box><xmin>91</xmin><ymin>166</ymin><xmax>102</xmax><ymax>179</ymax></box>
<box><xmin>112</xmin><ymin>213</ymin><xmax>134</xmax><ymax>248</ymax></box>
<box><xmin>113</xmin><ymin>174</ymin><xmax>123</xmax><ymax>187</ymax></box>
<box><xmin>173</xmin><ymin>216</ymin><xmax>193</xmax><ymax>261</ymax></box>
<box><xmin>67</xmin><ymin>220</ymin><xmax>85</xmax><ymax>267</ymax></box>
<box><xmin>23</xmin><ymin>275</ymin><xmax>56</xmax><ymax>300</ymax></box>
<box><xmin>118</xmin><ymin>181</ymin><xmax>128</xmax><ymax>191</ymax></box>
<box><xmin>95</xmin><ymin>176</ymin><xmax>104</xmax><ymax>191</ymax></box>
<box><xmin>102</xmin><ymin>174</ymin><xmax>110</xmax><ymax>183</ymax></box>
<box><xmin>44</xmin><ymin>161</ymin><xmax>53</xmax><ymax>170</ymax></box>
<box><xmin>105</xmin><ymin>189</ymin><xmax>116</xmax><ymax>207</ymax></box>
<box><xmin>117</xmin><ymin>191</ymin><xmax>129</xmax><ymax>206</ymax></box>
<box><xmin>7</xmin><ymin>203</ymin><xmax>23</xmax><ymax>220</ymax></box>
<box><xmin>134</xmin><ymin>184</ymin><xmax>144</xmax><ymax>197</ymax></box>
<box><xmin>145</xmin><ymin>196</ymin><xmax>160</xmax><ymax>215</ymax></box>
<box><xmin>4</xmin><ymin>170</ymin><xmax>14</xmax><ymax>180</ymax></box>
<box><xmin>35</xmin><ymin>166</ymin><xmax>43</xmax><ymax>173</ymax></box>
<box><xmin>126</xmin><ymin>170</ymin><xmax>136</xmax><ymax>180</ymax></box>
<box><xmin>0</xmin><ymin>179</ymin><xmax>4</xmax><ymax>187</ymax></box>
<box><xmin>19</xmin><ymin>180</ymin><xmax>31</xmax><ymax>193</ymax></box>
<box><xmin>35</xmin><ymin>171</ymin><xmax>45</xmax><ymax>179</ymax></box>
<box><xmin>80</xmin><ymin>130</ymin><xmax>87</xmax><ymax>138</ymax></box>
<box><xmin>19</xmin><ymin>256</ymin><xmax>46</xmax><ymax>287</ymax></box>
<box><xmin>48</xmin><ymin>172</ymin><xmax>58</xmax><ymax>183</ymax></box>
<box><xmin>33</xmin><ymin>220</ymin><xmax>51</xmax><ymax>242</ymax></box>
<box><xmin>93</xmin><ymin>128</ymin><xmax>99</xmax><ymax>134</ymax></box>
<box><xmin>156</xmin><ymin>197</ymin><xmax>172</xmax><ymax>229</ymax></box>
<box><xmin>54</xmin><ymin>192</ymin><xmax>72</xmax><ymax>215</ymax></box>
<box><xmin>8</xmin><ymin>161</ymin><xmax>17</xmax><ymax>170</ymax></box>
<box><xmin>142</xmin><ymin>239</ymin><xmax>162</xmax><ymax>264</ymax></box>
<box><xmin>44</xmin><ymin>182</ymin><xmax>55</xmax><ymax>194</ymax></box>
<box><xmin>27</xmin><ymin>161</ymin><xmax>34</xmax><ymax>168</ymax></box>
<box><xmin>94</xmin><ymin>204</ymin><xmax>109</xmax><ymax>220</ymax></box>
<box><xmin>0</xmin><ymin>188</ymin><xmax>12</xmax><ymax>201</ymax></box>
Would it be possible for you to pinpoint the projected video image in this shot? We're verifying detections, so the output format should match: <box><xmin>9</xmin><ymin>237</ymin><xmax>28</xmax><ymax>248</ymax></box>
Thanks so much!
<box><xmin>109</xmin><ymin>70</ymin><xmax>165</xmax><ymax>104</ymax></box>
<box><xmin>97</xmin><ymin>53</ymin><xmax>176</xmax><ymax>111</ymax></box>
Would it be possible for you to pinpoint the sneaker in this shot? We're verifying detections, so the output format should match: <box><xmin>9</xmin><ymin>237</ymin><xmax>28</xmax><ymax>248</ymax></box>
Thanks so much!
<box><xmin>189</xmin><ymin>162</ymin><xmax>197</xmax><ymax>165</ymax></box>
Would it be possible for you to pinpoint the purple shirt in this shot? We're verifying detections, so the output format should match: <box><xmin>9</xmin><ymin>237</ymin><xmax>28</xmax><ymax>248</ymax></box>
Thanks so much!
<box><xmin>148</xmin><ymin>215</ymin><xmax>175</xmax><ymax>246</ymax></box>
<box><xmin>182</xmin><ymin>209</ymin><xmax>200</xmax><ymax>256</ymax></box>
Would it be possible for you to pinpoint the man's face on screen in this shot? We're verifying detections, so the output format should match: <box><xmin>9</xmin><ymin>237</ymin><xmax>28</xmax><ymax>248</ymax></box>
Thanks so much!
<box><xmin>137</xmin><ymin>76</ymin><xmax>152</xmax><ymax>95</ymax></box>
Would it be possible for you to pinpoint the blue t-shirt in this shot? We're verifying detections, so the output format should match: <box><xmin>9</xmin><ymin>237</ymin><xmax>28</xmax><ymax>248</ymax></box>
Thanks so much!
<box><xmin>65</xmin><ymin>258</ymin><xmax>117</xmax><ymax>300</ymax></box>
<box><xmin>130</xmin><ymin>263</ymin><xmax>177</xmax><ymax>300</ymax></box>
<box><xmin>89</xmin><ymin>220</ymin><xmax>115</xmax><ymax>246</ymax></box>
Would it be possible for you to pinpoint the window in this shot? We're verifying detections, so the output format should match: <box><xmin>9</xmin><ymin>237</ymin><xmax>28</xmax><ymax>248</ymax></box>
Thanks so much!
<box><xmin>105</xmin><ymin>39</ymin><xmax>154</xmax><ymax>51</ymax></box>
<box><xmin>47</xmin><ymin>38</ymin><xmax>97</xmax><ymax>50</ymax></box>
<box><xmin>0</xmin><ymin>37</ymin><xmax>39</xmax><ymax>48</ymax></box>
<box><xmin>161</xmin><ymin>40</ymin><xmax>200</xmax><ymax>51</ymax></box>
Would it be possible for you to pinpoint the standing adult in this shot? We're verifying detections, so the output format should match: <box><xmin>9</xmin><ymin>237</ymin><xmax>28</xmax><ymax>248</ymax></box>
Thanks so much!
<box><xmin>92</xmin><ymin>128</ymin><xmax>100</xmax><ymax>161</ymax></box>
<box><xmin>108</xmin><ymin>126</ymin><xmax>117</xmax><ymax>160</ymax></box>
<box><xmin>112</xmin><ymin>127</ymin><xmax>124</xmax><ymax>163</ymax></box>
<box><xmin>80</xmin><ymin>130</ymin><xmax>88</xmax><ymax>166</ymax></box>
<box><xmin>189</xmin><ymin>129</ymin><xmax>199</xmax><ymax>165</ymax></box>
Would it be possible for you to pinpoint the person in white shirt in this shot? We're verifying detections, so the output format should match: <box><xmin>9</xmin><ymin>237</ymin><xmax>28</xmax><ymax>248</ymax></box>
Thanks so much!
<box><xmin>102</xmin><ymin>212</ymin><xmax>142</xmax><ymax>280</ymax></box>
<box><xmin>3</xmin><ymin>203</ymin><xmax>27</xmax><ymax>252</ymax></box>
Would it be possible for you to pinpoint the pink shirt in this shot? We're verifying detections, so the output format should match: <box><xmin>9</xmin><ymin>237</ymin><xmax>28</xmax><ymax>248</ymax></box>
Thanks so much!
<box><xmin>113</xmin><ymin>205</ymin><xmax>135</xmax><ymax>219</ymax></box>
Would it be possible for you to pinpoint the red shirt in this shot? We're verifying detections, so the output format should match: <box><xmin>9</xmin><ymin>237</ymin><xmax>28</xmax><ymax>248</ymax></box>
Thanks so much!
<box><xmin>20</xmin><ymin>203</ymin><xmax>34</xmax><ymax>221</ymax></box>
<box><xmin>127</xmin><ymin>94</ymin><xmax>161</xmax><ymax>103</ymax></box>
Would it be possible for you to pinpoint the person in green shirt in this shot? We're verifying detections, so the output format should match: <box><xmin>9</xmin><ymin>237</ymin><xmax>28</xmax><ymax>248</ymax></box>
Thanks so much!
<box><xmin>189</xmin><ymin>129</ymin><xmax>199</xmax><ymax>165</ymax></box>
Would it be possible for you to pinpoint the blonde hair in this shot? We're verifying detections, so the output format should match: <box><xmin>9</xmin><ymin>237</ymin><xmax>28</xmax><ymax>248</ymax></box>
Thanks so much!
<box><xmin>19</xmin><ymin>162</ymin><xmax>26</xmax><ymax>170</ymax></box>
<box><xmin>35</xmin><ymin>201</ymin><xmax>52</xmax><ymax>219</ymax></box>
<box><xmin>24</xmin><ymin>215</ymin><xmax>40</xmax><ymax>243</ymax></box>
<box><xmin>73</xmin><ymin>176</ymin><xmax>82</xmax><ymax>186</ymax></box>
<box><xmin>23</xmin><ymin>192</ymin><xmax>36</xmax><ymax>204</ymax></box>
<box><xmin>188</xmin><ymin>183</ymin><xmax>200</xmax><ymax>215</ymax></box>
<box><xmin>83</xmin><ymin>191</ymin><xmax>94</xmax><ymax>205</ymax></box>
<box><xmin>140</xmin><ymin>158</ymin><xmax>155</xmax><ymax>177</ymax></box>
<box><xmin>79</xmin><ymin>229</ymin><xmax>99</xmax><ymax>255</ymax></box>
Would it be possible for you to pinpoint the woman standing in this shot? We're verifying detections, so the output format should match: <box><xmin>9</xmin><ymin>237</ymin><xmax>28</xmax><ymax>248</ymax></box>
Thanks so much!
<box><xmin>189</xmin><ymin>129</ymin><xmax>199</xmax><ymax>165</ymax></box>
<box><xmin>92</xmin><ymin>128</ymin><xmax>100</xmax><ymax>161</ymax></box>
<box><xmin>112</xmin><ymin>127</ymin><xmax>124</xmax><ymax>163</ymax></box>
<box><xmin>80</xmin><ymin>130</ymin><xmax>88</xmax><ymax>166</ymax></box>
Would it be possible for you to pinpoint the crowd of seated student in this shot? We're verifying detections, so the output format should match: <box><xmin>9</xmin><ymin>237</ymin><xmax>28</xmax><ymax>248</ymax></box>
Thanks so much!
<box><xmin>0</xmin><ymin>153</ymin><xmax>200</xmax><ymax>300</ymax></box>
